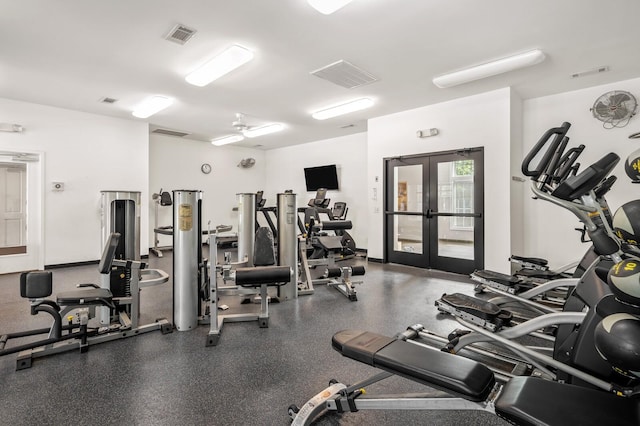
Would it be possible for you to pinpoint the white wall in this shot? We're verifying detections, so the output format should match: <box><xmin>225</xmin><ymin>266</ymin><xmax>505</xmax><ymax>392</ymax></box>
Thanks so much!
<box><xmin>149</xmin><ymin>134</ymin><xmax>266</xmax><ymax>248</ymax></box>
<box><xmin>367</xmin><ymin>88</ymin><xmax>514</xmax><ymax>272</ymax></box>
<box><xmin>263</xmin><ymin>132</ymin><xmax>368</xmax><ymax>249</ymax></box>
<box><xmin>522</xmin><ymin>77</ymin><xmax>640</xmax><ymax>269</ymax></box>
<box><xmin>510</xmin><ymin>90</ymin><xmax>525</xmax><ymax>267</ymax></box>
<box><xmin>0</xmin><ymin>97</ymin><xmax>149</xmax><ymax>265</ymax></box>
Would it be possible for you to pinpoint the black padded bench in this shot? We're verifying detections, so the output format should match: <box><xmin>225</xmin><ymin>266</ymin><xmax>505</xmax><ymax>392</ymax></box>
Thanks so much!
<box><xmin>332</xmin><ymin>329</ymin><xmax>495</xmax><ymax>401</ymax></box>
<box><xmin>331</xmin><ymin>329</ymin><xmax>640</xmax><ymax>426</ymax></box>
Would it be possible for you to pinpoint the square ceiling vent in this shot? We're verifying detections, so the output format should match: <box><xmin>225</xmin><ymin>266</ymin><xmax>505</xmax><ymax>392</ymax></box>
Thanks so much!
<box><xmin>311</xmin><ymin>60</ymin><xmax>379</xmax><ymax>89</ymax></box>
<box><xmin>165</xmin><ymin>24</ymin><xmax>197</xmax><ymax>45</ymax></box>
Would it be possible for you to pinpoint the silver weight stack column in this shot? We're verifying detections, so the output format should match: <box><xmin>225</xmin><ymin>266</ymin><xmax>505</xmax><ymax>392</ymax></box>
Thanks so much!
<box><xmin>99</xmin><ymin>190</ymin><xmax>141</xmax><ymax>325</ymax></box>
<box><xmin>277</xmin><ymin>192</ymin><xmax>298</xmax><ymax>300</ymax></box>
<box><xmin>173</xmin><ymin>190</ymin><xmax>202</xmax><ymax>331</ymax></box>
<box><xmin>237</xmin><ymin>193</ymin><xmax>256</xmax><ymax>266</ymax></box>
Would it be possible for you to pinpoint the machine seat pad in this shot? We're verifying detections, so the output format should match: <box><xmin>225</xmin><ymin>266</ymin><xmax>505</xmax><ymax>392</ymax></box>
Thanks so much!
<box><xmin>495</xmin><ymin>376</ymin><xmax>640</xmax><ymax>426</ymax></box>
<box><xmin>332</xmin><ymin>330</ymin><xmax>495</xmax><ymax>402</ymax></box>
<box><xmin>56</xmin><ymin>288</ymin><xmax>114</xmax><ymax>307</ymax></box>
<box><xmin>510</xmin><ymin>255</ymin><xmax>548</xmax><ymax>266</ymax></box>
<box><xmin>316</xmin><ymin>236</ymin><xmax>344</xmax><ymax>251</ymax></box>
<box><xmin>473</xmin><ymin>269</ymin><xmax>521</xmax><ymax>286</ymax></box>
<box><xmin>440</xmin><ymin>293</ymin><xmax>504</xmax><ymax>320</ymax></box>
<box><xmin>235</xmin><ymin>266</ymin><xmax>291</xmax><ymax>287</ymax></box>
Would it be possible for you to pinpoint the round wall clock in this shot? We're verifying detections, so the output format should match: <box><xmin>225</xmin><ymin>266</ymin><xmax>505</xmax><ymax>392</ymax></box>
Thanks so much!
<box><xmin>201</xmin><ymin>163</ymin><xmax>212</xmax><ymax>174</ymax></box>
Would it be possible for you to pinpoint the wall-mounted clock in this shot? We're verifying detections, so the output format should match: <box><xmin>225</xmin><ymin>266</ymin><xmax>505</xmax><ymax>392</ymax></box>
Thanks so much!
<box><xmin>201</xmin><ymin>163</ymin><xmax>212</xmax><ymax>174</ymax></box>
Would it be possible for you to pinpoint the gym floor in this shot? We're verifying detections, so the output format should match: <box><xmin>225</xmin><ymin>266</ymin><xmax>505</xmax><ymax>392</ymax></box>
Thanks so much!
<box><xmin>0</xmin><ymin>250</ymin><xmax>508</xmax><ymax>425</ymax></box>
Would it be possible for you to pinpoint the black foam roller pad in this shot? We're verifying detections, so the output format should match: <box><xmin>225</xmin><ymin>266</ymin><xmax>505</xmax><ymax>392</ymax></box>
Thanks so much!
<box><xmin>323</xmin><ymin>267</ymin><xmax>342</xmax><ymax>278</ymax></box>
<box><xmin>235</xmin><ymin>266</ymin><xmax>291</xmax><ymax>286</ymax></box>
<box><xmin>351</xmin><ymin>265</ymin><xmax>366</xmax><ymax>276</ymax></box>
<box><xmin>321</xmin><ymin>220</ymin><xmax>353</xmax><ymax>230</ymax></box>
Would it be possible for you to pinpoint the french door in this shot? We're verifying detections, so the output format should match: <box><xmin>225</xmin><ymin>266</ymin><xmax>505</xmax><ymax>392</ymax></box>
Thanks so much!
<box><xmin>384</xmin><ymin>148</ymin><xmax>484</xmax><ymax>274</ymax></box>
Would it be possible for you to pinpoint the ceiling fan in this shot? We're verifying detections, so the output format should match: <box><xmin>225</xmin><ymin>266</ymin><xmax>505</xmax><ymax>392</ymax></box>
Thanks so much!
<box><xmin>211</xmin><ymin>113</ymin><xmax>283</xmax><ymax>146</ymax></box>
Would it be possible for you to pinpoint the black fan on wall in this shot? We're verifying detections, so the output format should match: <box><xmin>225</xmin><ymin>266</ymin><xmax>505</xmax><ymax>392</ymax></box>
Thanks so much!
<box><xmin>591</xmin><ymin>90</ymin><xmax>637</xmax><ymax>128</ymax></box>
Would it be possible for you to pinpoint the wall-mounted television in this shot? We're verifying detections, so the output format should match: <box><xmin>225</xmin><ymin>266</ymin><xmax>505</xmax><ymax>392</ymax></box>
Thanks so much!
<box><xmin>304</xmin><ymin>164</ymin><xmax>339</xmax><ymax>191</ymax></box>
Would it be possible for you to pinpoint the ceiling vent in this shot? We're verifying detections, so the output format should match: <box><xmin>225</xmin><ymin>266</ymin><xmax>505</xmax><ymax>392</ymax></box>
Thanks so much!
<box><xmin>151</xmin><ymin>128</ymin><xmax>191</xmax><ymax>137</ymax></box>
<box><xmin>165</xmin><ymin>24</ymin><xmax>197</xmax><ymax>45</ymax></box>
<box><xmin>99</xmin><ymin>97</ymin><xmax>118</xmax><ymax>104</ymax></box>
<box><xmin>311</xmin><ymin>60</ymin><xmax>379</xmax><ymax>89</ymax></box>
<box><xmin>571</xmin><ymin>66</ymin><xmax>609</xmax><ymax>79</ymax></box>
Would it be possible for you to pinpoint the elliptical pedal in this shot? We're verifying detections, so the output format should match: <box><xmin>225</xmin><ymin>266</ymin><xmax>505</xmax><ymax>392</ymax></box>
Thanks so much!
<box><xmin>435</xmin><ymin>293</ymin><xmax>512</xmax><ymax>332</ymax></box>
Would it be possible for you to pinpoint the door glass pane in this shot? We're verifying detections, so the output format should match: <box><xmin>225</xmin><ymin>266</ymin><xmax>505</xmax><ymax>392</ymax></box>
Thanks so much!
<box><xmin>437</xmin><ymin>217</ymin><xmax>474</xmax><ymax>260</ymax></box>
<box><xmin>437</xmin><ymin>159</ymin><xmax>474</xmax><ymax>260</ymax></box>
<box><xmin>394</xmin><ymin>215</ymin><xmax>423</xmax><ymax>254</ymax></box>
<box><xmin>394</xmin><ymin>164</ymin><xmax>422</xmax><ymax>212</ymax></box>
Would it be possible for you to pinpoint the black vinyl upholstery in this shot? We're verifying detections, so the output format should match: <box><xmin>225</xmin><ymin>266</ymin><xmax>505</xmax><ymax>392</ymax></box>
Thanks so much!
<box><xmin>495</xmin><ymin>376</ymin><xmax>640</xmax><ymax>426</ymax></box>
<box><xmin>332</xmin><ymin>330</ymin><xmax>495</xmax><ymax>402</ymax></box>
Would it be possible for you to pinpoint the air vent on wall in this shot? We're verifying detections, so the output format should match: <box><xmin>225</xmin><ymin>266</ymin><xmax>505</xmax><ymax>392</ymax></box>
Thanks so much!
<box><xmin>164</xmin><ymin>24</ymin><xmax>197</xmax><ymax>45</ymax></box>
<box><xmin>151</xmin><ymin>128</ymin><xmax>191</xmax><ymax>137</ymax></box>
<box><xmin>311</xmin><ymin>60</ymin><xmax>379</xmax><ymax>89</ymax></box>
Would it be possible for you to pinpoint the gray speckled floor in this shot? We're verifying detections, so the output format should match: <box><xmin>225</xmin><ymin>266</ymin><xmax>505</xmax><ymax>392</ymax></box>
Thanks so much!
<box><xmin>0</xmin><ymin>250</ymin><xmax>507</xmax><ymax>425</ymax></box>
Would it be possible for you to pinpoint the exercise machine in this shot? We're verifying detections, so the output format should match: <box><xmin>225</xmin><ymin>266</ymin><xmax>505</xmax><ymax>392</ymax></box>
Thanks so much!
<box><xmin>289</xmin><ymin>324</ymin><xmax>640</xmax><ymax>425</ymax></box>
<box><xmin>0</xmin><ymin>233</ymin><xmax>171</xmax><ymax>370</ymax></box>
<box><xmin>170</xmin><ymin>191</ymin><xmax>296</xmax><ymax>345</ymax></box>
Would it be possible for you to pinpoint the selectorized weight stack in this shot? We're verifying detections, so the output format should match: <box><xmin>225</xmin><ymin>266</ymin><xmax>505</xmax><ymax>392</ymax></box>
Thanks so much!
<box><xmin>277</xmin><ymin>192</ymin><xmax>298</xmax><ymax>300</ymax></box>
<box><xmin>99</xmin><ymin>190</ymin><xmax>141</xmax><ymax>324</ymax></box>
<box><xmin>172</xmin><ymin>190</ymin><xmax>203</xmax><ymax>331</ymax></box>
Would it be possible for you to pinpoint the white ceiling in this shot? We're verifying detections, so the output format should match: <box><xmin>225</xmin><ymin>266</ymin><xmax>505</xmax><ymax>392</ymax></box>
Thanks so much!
<box><xmin>2</xmin><ymin>0</ymin><xmax>639</xmax><ymax>149</ymax></box>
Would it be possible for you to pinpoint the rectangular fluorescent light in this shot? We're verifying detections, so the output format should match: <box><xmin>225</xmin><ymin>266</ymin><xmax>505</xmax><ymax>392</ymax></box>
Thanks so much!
<box><xmin>131</xmin><ymin>95</ymin><xmax>173</xmax><ymax>118</ymax></box>
<box><xmin>243</xmin><ymin>123</ymin><xmax>284</xmax><ymax>138</ymax></box>
<box><xmin>185</xmin><ymin>44</ymin><xmax>254</xmax><ymax>87</ymax></box>
<box><xmin>311</xmin><ymin>98</ymin><xmax>373</xmax><ymax>120</ymax></box>
<box><xmin>432</xmin><ymin>49</ymin><xmax>545</xmax><ymax>89</ymax></box>
<box><xmin>308</xmin><ymin>0</ymin><xmax>354</xmax><ymax>14</ymax></box>
<box><xmin>211</xmin><ymin>134</ymin><xmax>245</xmax><ymax>146</ymax></box>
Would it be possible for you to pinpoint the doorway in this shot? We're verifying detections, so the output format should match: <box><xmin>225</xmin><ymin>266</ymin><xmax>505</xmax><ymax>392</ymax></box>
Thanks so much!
<box><xmin>384</xmin><ymin>148</ymin><xmax>484</xmax><ymax>274</ymax></box>
<box><xmin>0</xmin><ymin>151</ymin><xmax>43</xmax><ymax>273</ymax></box>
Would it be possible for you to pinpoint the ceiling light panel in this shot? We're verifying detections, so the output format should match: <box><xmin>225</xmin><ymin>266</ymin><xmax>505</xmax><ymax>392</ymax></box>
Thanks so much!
<box><xmin>311</xmin><ymin>60</ymin><xmax>379</xmax><ymax>89</ymax></box>
<box><xmin>311</xmin><ymin>98</ymin><xmax>374</xmax><ymax>120</ymax></box>
<box><xmin>185</xmin><ymin>45</ymin><xmax>254</xmax><ymax>87</ymax></box>
<box><xmin>308</xmin><ymin>0</ymin><xmax>354</xmax><ymax>14</ymax></box>
<box><xmin>243</xmin><ymin>123</ymin><xmax>284</xmax><ymax>138</ymax></box>
<box><xmin>132</xmin><ymin>95</ymin><xmax>173</xmax><ymax>118</ymax></box>
<box><xmin>211</xmin><ymin>134</ymin><xmax>245</xmax><ymax>146</ymax></box>
<box><xmin>432</xmin><ymin>49</ymin><xmax>546</xmax><ymax>89</ymax></box>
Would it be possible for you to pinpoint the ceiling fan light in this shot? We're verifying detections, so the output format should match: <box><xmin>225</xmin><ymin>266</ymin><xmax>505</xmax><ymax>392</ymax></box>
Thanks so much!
<box><xmin>307</xmin><ymin>0</ymin><xmax>354</xmax><ymax>14</ymax></box>
<box><xmin>132</xmin><ymin>95</ymin><xmax>173</xmax><ymax>118</ymax></box>
<box><xmin>432</xmin><ymin>49</ymin><xmax>545</xmax><ymax>89</ymax></box>
<box><xmin>186</xmin><ymin>44</ymin><xmax>254</xmax><ymax>87</ymax></box>
<box><xmin>243</xmin><ymin>123</ymin><xmax>284</xmax><ymax>138</ymax></box>
<box><xmin>311</xmin><ymin>98</ymin><xmax>373</xmax><ymax>120</ymax></box>
<box><xmin>211</xmin><ymin>134</ymin><xmax>245</xmax><ymax>146</ymax></box>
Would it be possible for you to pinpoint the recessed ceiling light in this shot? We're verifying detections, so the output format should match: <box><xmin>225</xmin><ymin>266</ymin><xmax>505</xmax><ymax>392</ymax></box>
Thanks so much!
<box><xmin>243</xmin><ymin>123</ymin><xmax>284</xmax><ymax>138</ymax></box>
<box><xmin>311</xmin><ymin>98</ymin><xmax>374</xmax><ymax>120</ymax></box>
<box><xmin>432</xmin><ymin>49</ymin><xmax>545</xmax><ymax>89</ymax></box>
<box><xmin>308</xmin><ymin>0</ymin><xmax>354</xmax><ymax>14</ymax></box>
<box><xmin>211</xmin><ymin>134</ymin><xmax>245</xmax><ymax>146</ymax></box>
<box><xmin>185</xmin><ymin>45</ymin><xmax>254</xmax><ymax>87</ymax></box>
<box><xmin>132</xmin><ymin>95</ymin><xmax>173</xmax><ymax>118</ymax></box>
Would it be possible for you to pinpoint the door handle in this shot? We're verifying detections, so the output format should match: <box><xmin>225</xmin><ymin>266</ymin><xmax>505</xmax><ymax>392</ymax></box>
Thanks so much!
<box><xmin>426</xmin><ymin>209</ymin><xmax>481</xmax><ymax>218</ymax></box>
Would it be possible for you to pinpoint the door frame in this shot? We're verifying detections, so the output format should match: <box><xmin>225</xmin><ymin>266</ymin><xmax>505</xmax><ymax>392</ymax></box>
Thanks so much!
<box><xmin>0</xmin><ymin>150</ymin><xmax>44</xmax><ymax>273</ymax></box>
<box><xmin>383</xmin><ymin>148</ymin><xmax>484</xmax><ymax>274</ymax></box>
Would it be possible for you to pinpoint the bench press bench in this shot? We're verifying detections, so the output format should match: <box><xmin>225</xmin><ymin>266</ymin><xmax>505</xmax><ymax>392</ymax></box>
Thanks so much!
<box><xmin>290</xmin><ymin>329</ymin><xmax>640</xmax><ymax>425</ymax></box>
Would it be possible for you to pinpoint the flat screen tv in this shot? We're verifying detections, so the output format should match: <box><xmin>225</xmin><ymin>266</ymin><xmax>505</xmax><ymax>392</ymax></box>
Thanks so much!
<box><xmin>304</xmin><ymin>164</ymin><xmax>339</xmax><ymax>191</ymax></box>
